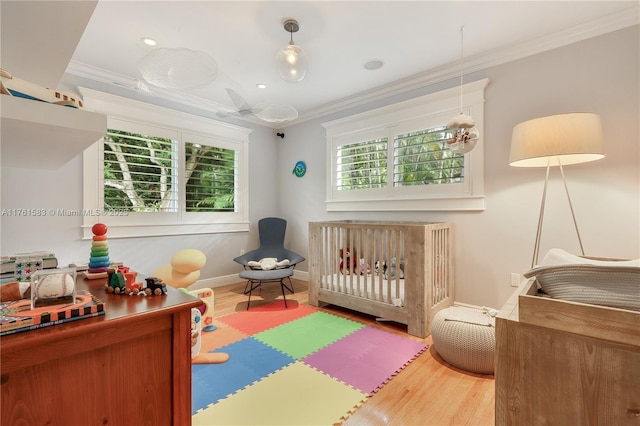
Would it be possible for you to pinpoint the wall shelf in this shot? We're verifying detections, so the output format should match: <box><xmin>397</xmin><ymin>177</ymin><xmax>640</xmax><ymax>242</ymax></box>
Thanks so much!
<box><xmin>1</xmin><ymin>95</ymin><xmax>106</xmax><ymax>169</ymax></box>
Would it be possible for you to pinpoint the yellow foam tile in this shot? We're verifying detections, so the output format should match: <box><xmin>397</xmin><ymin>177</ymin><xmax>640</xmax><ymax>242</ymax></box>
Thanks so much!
<box><xmin>193</xmin><ymin>361</ymin><xmax>367</xmax><ymax>425</ymax></box>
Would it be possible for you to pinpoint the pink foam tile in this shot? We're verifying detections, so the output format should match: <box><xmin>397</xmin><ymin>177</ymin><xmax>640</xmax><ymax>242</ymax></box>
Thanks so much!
<box><xmin>216</xmin><ymin>301</ymin><xmax>317</xmax><ymax>335</ymax></box>
<box><xmin>303</xmin><ymin>327</ymin><xmax>427</xmax><ymax>394</ymax></box>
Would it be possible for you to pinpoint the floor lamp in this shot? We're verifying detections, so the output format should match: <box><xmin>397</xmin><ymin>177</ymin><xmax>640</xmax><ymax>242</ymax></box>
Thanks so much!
<box><xmin>509</xmin><ymin>113</ymin><xmax>605</xmax><ymax>268</ymax></box>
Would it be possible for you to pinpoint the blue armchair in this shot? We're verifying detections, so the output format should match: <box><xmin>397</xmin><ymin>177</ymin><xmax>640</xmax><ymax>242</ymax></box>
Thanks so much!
<box><xmin>233</xmin><ymin>217</ymin><xmax>305</xmax><ymax>309</ymax></box>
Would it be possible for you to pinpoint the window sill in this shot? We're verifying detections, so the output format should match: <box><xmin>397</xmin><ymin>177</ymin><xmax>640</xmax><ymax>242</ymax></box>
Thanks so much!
<box><xmin>81</xmin><ymin>222</ymin><xmax>250</xmax><ymax>240</ymax></box>
<box><xmin>325</xmin><ymin>196</ymin><xmax>485</xmax><ymax>212</ymax></box>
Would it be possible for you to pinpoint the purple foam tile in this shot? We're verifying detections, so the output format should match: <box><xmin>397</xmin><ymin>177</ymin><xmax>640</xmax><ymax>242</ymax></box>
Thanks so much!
<box><xmin>303</xmin><ymin>327</ymin><xmax>427</xmax><ymax>395</ymax></box>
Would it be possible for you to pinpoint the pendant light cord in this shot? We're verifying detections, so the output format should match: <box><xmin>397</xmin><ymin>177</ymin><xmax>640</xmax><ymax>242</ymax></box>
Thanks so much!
<box><xmin>459</xmin><ymin>26</ymin><xmax>464</xmax><ymax>113</ymax></box>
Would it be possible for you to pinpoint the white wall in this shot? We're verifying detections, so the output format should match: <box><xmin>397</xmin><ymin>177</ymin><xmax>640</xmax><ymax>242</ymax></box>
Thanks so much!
<box><xmin>0</xmin><ymin>119</ymin><xmax>281</xmax><ymax>281</ymax></box>
<box><xmin>2</xmin><ymin>26</ymin><xmax>638</xmax><ymax>310</ymax></box>
<box><xmin>276</xmin><ymin>25</ymin><xmax>640</xmax><ymax>308</ymax></box>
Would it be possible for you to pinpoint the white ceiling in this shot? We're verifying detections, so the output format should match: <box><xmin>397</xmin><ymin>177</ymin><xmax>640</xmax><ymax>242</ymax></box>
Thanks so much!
<box><xmin>4</xmin><ymin>1</ymin><xmax>639</xmax><ymax>126</ymax></box>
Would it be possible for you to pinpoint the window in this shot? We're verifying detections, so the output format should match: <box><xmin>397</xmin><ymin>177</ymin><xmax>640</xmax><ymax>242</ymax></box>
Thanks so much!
<box><xmin>393</xmin><ymin>127</ymin><xmax>463</xmax><ymax>187</ymax></box>
<box><xmin>337</xmin><ymin>137</ymin><xmax>388</xmax><ymax>190</ymax></box>
<box><xmin>81</xmin><ymin>88</ymin><xmax>251</xmax><ymax>238</ymax></box>
<box><xmin>183</xmin><ymin>142</ymin><xmax>236</xmax><ymax>212</ymax></box>
<box><xmin>103</xmin><ymin>129</ymin><xmax>178</xmax><ymax>213</ymax></box>
<box><xmin>323</xmin><ymin>79</ymin><xmax>488</xmax><ymax>211</ymax></box>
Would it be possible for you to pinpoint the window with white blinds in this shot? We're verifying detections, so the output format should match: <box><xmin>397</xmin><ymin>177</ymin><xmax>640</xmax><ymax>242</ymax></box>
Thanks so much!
<box><xmin>184</xmin><ymin>141</ymin><xmax>236</xmax><ymax>212</ymax></box>
<box><xmin>393</xmin><ymin>127</ymin><xmax>463</xmax><ymax>187</ymax></box>
<box><xmin>337</xmin><ymin>137</ymin><xmax>388</xmax><ymax>191</ymax></box>
<box><xmin>323</xmin><ymin>79</ymin><xmax>487</xmax><ymax>211</ymax></box>
<box><xmin>104</xmin><ymin>129</ymin><xmax>178</xmax><ymax>212</ymax></box>
<box><xmin>81</xmin><ymin>88</ymin><xmax>251</xmax><ymax>238</ymax></box>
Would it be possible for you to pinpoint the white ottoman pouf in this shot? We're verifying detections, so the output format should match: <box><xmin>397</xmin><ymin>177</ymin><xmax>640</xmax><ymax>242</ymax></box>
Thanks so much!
<box><xmin>431</xmin><ymin>306</ymin><xmax>496</xmax><ymax>374</ymax></box>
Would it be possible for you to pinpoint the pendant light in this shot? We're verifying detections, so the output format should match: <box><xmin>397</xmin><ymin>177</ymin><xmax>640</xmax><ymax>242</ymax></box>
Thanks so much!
<box><xmin>276</xmin><ymin>19</ymin><xmax>308</xmax><ymax>83</ymax></box>
<box><xmin>138</xmin><ymin>47</ymin><xmax>218</xmax><ymax>90</ymax></box>
<box><xmin>447</xmin><ymin>26</ymin><xmax>479</xmax><ymax>154</ymax></box>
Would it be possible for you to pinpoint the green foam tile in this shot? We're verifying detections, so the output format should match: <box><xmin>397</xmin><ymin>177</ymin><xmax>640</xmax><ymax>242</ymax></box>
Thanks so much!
<box><xmin>254</xmin><ymin>311</ymin><xmax>365</xmax><ymax>359</ymax></box>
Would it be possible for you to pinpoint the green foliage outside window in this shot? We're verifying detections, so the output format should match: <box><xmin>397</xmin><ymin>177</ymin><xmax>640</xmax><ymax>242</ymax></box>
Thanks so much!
<box><xmin>104</xmin><ymin>129</ymin><xmax>236</xmax><ymax>212</ymax></box>
<box><xmin>185</xmin><ymin>142</ymin><xmax>236</xmax><ymax>212</ymax></box>
<box><xmin>394</xmin><ymin>127</ymin><xmax>463</xmax><ymax>186</ymax></box>
<box><xmin>337</xmin><ymin>138</ymin><xmax>388</xmax><ymax>190</ymax></box>
<box><xmin>337</xmin><ymin>126</ymin><xmax>463</xmax><ymax>191</ymax></box>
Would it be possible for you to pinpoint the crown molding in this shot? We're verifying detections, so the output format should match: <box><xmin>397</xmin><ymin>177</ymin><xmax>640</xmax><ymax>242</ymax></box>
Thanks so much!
<box><xmin>294</xmin><ymin>6</ymin><xmax>639</xmax><ymax>125</ymax></box>
<box><xmin>65</xmin><ymin>6</ymin><xmax>638</xmax><ymax>129</ymax></box>
<box><xmin>65</xmin><ymin>61</ymin><xmax>270</xmax><ymax>126</ymax></box>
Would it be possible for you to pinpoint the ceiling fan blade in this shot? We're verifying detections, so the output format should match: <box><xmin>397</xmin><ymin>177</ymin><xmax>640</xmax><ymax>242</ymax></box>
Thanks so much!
<box><xmin>225</xmin><ymin>88</ymin><xmax>252</xmax><ymax>111</ymax></box>
<box><xmin>216</xmin><ymin>109</ymin><xmax>248</xmax><ymax>119</ymax></box>
<box><xmin>112</xmin><ymin>80</ymin><xmax>156</xmax><ymax>96</ymax></box>
<box><xmin>133</xmin><ymin>80</ymin><xmax>156</xmax><ymax>96</ymax></box>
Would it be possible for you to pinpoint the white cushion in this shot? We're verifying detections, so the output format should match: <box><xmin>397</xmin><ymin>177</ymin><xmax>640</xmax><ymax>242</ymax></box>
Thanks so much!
<box><xmin>525</xmin><ymin>249</ymin><xmax>640</xmax><ymax>311</ymax></box>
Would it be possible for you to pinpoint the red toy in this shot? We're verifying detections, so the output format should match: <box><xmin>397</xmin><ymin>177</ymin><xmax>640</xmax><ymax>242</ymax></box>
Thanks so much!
<box><xmin>339</xmin><ymin>248</ymin><xmax>357</xmax><ymax>275</ymax></box>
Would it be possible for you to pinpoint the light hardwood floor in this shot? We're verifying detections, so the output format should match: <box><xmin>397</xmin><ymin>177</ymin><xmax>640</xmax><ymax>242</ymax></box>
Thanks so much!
<box><xmin>213</xmin><ymin>279</ymin><xmax>495</xmax><ymax>426</ymax></box>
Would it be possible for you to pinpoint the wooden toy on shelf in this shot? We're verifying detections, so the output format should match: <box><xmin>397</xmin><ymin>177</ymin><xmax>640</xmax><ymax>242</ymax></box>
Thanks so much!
<box><xmin>86</xmin><ymin>223</ymin><xmax>110</xmax><ymax>280</ymax></box>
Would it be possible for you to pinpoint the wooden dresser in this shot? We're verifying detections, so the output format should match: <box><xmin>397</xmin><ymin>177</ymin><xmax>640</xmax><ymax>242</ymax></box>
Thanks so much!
<box><xmin>1</xmin><ymin>276</ymin><xmax>201</xmax><ymax>426</ymax></box>
<box><xmin>495</xmin><ymin>279</ymin><xmax>640</xmax><ymax>425</ymax></box>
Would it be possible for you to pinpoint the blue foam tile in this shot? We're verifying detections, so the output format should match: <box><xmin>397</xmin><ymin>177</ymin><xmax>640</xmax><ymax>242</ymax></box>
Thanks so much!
<box><xmin>192</xmin><ymin>337</ymin><xmax>294</xmax><ymax>413</ymax></box>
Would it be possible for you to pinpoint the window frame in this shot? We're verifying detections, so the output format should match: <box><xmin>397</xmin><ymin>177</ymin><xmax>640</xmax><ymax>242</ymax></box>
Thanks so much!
<box><xmin>80</xmin><ymin>88</ymin><xmax>252</xmax><ymax>239</ymax></box>
<box><xmin>322</xmin><ymin>79</ymin><xmax>488</xmax><ymax>212</ymax></box>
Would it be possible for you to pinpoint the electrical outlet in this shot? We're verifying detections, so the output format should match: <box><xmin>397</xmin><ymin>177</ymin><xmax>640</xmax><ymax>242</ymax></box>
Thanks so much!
<box><xmin>510</xmin><ymin>273</ymin><xmax>521</xmax><ymax>287</ymax></box>
<box><xmin>240</xmin><ymin>249</ymin><xmax>245</xmax><ymax>255</ymax></box>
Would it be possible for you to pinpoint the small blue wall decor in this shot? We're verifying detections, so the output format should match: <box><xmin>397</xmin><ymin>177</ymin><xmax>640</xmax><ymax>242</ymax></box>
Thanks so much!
<box><xmin>292</xmin><ymin>160</ymin><xmax>306</xmax><ymax>177</ymax></box>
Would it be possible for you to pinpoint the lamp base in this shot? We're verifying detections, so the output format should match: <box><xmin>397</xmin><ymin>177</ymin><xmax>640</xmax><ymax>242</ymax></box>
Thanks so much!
<box><xmin>531</xmin><ymin>162</ymin><xmax>585</xmax><ymax>268</ymax></box>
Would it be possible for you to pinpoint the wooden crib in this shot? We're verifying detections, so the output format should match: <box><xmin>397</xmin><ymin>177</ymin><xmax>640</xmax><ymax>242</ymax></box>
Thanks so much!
<box><xmin>308</xmin><ymin>221</ymin><xmax>454</xmax><ymax>338</ymax></box>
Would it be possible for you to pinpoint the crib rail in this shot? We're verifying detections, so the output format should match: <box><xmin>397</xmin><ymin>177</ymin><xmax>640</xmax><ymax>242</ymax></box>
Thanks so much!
<box><xmin>309</xmin><ymin>220</ymin><xmax>454</xmax><ymax>337</ymax></box>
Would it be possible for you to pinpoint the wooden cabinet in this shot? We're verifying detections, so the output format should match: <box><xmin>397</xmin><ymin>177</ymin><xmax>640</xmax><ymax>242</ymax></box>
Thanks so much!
<box><xmin>1</xmin><ymin>277</ymin><xmax>200</xmax><ymax>426</ymax></box>
<box><xmin>495</xmin><ymin>279</ymin><xmax>640</xmax><ymax>425</ymax></box>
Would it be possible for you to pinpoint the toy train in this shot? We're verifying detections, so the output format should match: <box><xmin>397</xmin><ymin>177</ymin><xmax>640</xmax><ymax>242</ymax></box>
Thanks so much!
<box><xmin>106</xmin><ymin>271</ymin><xmax>167</xmax><ymax>296</ymax></box>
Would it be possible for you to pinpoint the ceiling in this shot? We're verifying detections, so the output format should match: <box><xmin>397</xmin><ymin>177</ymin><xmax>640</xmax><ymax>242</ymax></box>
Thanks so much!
<box><xmin>2</xmin><ymin>1</ymin><xmax>639</xmax><ymax>126</ymax></box>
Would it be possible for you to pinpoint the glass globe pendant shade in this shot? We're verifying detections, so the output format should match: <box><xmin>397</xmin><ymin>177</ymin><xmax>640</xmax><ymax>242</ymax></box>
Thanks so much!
<box><xmin>277</xmin><ymin>43</ymin><xmax>308</xmax><ymax>83</ymax></box>
<box><xmin>447</xmin><ymin>126</ymin><xmax>479</xmax><ymax>154</ymax></box>
<box><xmin>138</xmin><ymin>48</ymin><xmax>217</xmax><ymax>90</ymax></box>
<box><xmin>447</xmin><ymin>113</ymin><xmax>479</xmax><ymax>154</ymax></box>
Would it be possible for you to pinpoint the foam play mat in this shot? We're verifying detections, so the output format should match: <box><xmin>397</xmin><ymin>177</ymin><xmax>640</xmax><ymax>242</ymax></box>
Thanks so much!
<box><xmin>192</xmin><ymin>301</ymin><xmax>427</xmax><ymax>425</ymax></box>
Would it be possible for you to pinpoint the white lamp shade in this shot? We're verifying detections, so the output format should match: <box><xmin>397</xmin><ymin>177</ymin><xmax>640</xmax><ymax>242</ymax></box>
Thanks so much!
<box><xmin>509</xmin><ymin>113</ymin><xmax>605</xmax><ymax>167</ymax></box>
<box><xmin>277</xmin><ymin>44</ymin><xmax>308</xmax><ymax>83</ymax></box>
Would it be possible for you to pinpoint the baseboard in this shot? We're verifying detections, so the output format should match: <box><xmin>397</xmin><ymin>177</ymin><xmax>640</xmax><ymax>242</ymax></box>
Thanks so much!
<box><xmin>293</xmin><ymin>270</ymin><xmax>309</xmax><ymax>281</ymax></box>
<box><xmin>188</xmin><ymin>270</ymin><xmax>310</xmax><ymax>291</ymax></box>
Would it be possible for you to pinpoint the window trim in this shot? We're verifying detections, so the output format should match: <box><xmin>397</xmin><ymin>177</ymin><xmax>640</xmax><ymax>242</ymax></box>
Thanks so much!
<box><xmin>322</xmin><ymin>79</ymin><xmax>488</xmax><ymax>212</ymax></box>
<box><xmin>80</xmin><ymin>88</ymin><xmax>252</xmax><ymax>239</ymax></box>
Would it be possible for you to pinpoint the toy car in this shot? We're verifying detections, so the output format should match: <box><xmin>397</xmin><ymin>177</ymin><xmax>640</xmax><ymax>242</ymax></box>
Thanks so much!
<box><xmin>106</xmin><ymin>272</ymin><xmax>126</xmax><ymax>294</ymax></box>
<box><xmin>144</xmin><ymin>277</ymin><xmax>167</xmax><ymax>296</ymax></box>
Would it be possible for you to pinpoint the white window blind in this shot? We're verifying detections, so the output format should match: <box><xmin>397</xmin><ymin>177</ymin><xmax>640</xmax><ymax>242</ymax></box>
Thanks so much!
<box><xmin>393</xmin><ymin>126</ymin><xmax>464</xmax><ymax>187</ymax></box>
<box><xmin>104</xmin><ymin>129</ymin><xmax>178</xmax><ymax>212</ymax></box>
<box><xmin>337</xmin><ymin>137</ymin><xmax>388</xmax><ymax>191</ymax></box>
<box><xmin>184</xmin><ymin>141</ymin><xmax>237</xmax><ymax>212</ymax></box>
